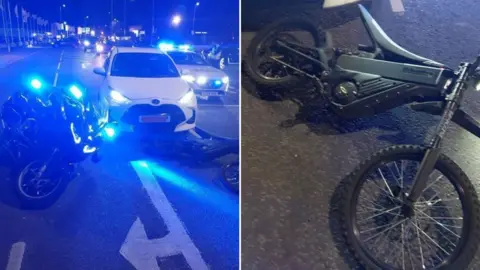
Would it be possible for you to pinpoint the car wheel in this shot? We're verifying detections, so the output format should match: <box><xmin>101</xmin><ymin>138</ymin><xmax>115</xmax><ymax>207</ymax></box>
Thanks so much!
<box><xmin>219</xmin><ymin>58</ymin><xmax>226</xmax><ymax>70</ymax></box>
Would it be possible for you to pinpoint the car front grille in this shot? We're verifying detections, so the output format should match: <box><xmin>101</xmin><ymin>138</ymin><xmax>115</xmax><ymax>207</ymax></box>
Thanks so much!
<box><xmin>122</xmin><ymin>104</ymin><xmax>186</xmax><ymax>132</ymax></box>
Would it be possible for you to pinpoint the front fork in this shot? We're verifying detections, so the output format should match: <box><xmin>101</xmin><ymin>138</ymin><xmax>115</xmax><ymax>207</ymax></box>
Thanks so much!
<box><xmin>406</xmin><ymin>100</ymin><xmax>457</xmax><ymax>203</ymax></box>
<box><xmin>406</xmin><ymin>64</ymin><xmax>469</xmax><ymax>204</ymax></box>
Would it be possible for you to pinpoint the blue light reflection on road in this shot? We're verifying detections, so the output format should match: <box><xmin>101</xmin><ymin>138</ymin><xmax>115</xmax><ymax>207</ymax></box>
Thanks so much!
<box><xmin>132</xmin><ymin>160</ymin><xmax>239</xmax><ymax>218</ymax></box>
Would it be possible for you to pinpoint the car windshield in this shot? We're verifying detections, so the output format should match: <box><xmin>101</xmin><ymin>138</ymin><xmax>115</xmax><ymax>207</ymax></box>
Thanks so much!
<box><xmin>168</xmin><ymin>52</ymin><xmax>209</xmax><ymax>66</ymax></box>
<box><xmin>110</xmin><ymin>52</ymin><xmax>180</xmax><ymax>78</ymax></box>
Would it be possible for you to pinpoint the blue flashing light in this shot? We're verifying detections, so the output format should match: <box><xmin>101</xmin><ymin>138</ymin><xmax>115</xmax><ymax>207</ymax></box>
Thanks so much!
<box><xmin>105</xmin><ymin>127</ymin><xmax>115</xmax><ymax>138</ymax></box>
<box><xmin>30</xmin><ymin>78</ymin><xmax>43</xmax><ymax>90</ymax></box>
<box><xmin>178</xmin><ymin>44</ymin><xmax>191</xmax><ymax>51</ymax></box>
<box><xmin>214</xmin><ymin>80</ymin><xmax>222</xmax><ymax>86</ymax></box>
<box><xmin>69</xmin><ymin>85</ymin><xmax>83</xmax><ymax>99</ymax></box>
<box><xmin>158</xmin><ymin>43</ymin><xmax>174</xmax><ymax>51</ymax></box>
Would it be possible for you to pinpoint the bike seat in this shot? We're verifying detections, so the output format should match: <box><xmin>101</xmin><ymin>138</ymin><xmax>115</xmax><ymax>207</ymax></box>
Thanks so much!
<box><xmin>358</xmin><ymin>5</ymin><xmax>446</xmax><ymax>68</ymax></box>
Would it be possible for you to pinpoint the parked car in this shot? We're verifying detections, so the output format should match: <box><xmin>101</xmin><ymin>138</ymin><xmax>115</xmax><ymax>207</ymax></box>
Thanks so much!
<box><xmin>168</xmin><ymin>49</ymin><xmax>229</xmax><ymax>101</ymax></box>
<box><xmin>83</xmin><ymin>38</ymin><xmax>98</xmax><ymax>52</ymax></box>
<box><xmin>52</xmin><ymin>37</ymin><xmax>79</xmax><ymax>48</ymax></box>
<box><xmin>92</xmin><ymin>47</ymin><xmax>197</xmax><ymax>135</ymax></box>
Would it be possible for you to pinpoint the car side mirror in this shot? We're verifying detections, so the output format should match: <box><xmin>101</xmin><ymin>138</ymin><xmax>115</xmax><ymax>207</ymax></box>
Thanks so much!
<box><xmin>93</xmin><ymin>67</ymin><xmax>106</xmax><ymax>76</ymax></box>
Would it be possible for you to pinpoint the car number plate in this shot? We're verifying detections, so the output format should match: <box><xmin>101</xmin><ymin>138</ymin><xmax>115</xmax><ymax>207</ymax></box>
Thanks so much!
<box><xmin>202</xmin><ymin>92</ymin><xmax>220</xmax><ymax>96</ymax></box>
<box><xmin>139</xmin><ymin>114</ymin><xmax>171</xmax><ymax>123</ymax></box>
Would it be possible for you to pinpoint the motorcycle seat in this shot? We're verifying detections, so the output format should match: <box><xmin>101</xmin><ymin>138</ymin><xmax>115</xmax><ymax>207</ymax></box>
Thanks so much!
<box><xmin>358</xmin><ymin>5</ymin><xmax>446</xmax><ymax>69</ymax></box>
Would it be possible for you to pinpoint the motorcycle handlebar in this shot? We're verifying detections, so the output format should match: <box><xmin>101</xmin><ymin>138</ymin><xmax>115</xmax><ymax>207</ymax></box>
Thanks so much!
<box><xmin>471</xmin><ymin>55</ymin><xmax>480</xmax><ymax>71</ymax></box>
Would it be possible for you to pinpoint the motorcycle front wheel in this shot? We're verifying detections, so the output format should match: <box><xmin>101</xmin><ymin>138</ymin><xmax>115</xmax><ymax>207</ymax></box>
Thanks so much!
<box><xmin>341</xmin><ymin>145</ymin><xmax>480</xmax><ymax>269</ymax></box>
<box><xmin>13</xmin><ymin>160</ymin><xmax>69</xmax><ymax>209</ymax></box>
<box><xmin>221</xmin><ymin>162</ymin><xmax>239</xmax><ymax>194</ymax></box>
<box><xmin>244</xmin><ymin>17</ymin><xmax>322</xmax><ymax>90</ymax></box>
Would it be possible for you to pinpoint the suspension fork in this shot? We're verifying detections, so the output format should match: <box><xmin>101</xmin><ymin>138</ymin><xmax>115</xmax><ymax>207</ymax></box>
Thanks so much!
<box><xmin>406</xmin><ymin>64</ymin><xmax>469</xmax><ymax>203</ymax></box>
<box><xmin>37</xmin><ymin>147</ymin><xmax>60</xmax><ymax>177</ymax></box>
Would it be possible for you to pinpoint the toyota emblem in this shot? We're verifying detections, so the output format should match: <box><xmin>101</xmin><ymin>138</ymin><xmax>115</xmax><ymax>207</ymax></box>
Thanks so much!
<box><xmin>152</xmin><ymin>99</ymin><xmax>160</xmax><ymax>105</ymax></box>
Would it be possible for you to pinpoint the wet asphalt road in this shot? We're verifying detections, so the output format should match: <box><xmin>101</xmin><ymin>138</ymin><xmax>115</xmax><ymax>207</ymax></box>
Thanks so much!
<box><xmin>242</xmin><ymin>0</ymin><xmax>480</xmax><ymax>269</ymax></box>
<box><xmin>0</xmin><ymin>47</ymin><xmax>239</xmax><ymax>270</ymax></box>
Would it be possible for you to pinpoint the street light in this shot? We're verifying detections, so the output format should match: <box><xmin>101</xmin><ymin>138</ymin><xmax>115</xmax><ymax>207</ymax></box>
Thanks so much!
<box><xmin>60</xmin><ymin>4</ymin><xmax>66</xmax><ymax>22</ymax></box>
<box><xmin>171</xmin><ymin>14</ymin><xmax>182</xmax><ymax>27</ymax></box>
<box><xmin>192</xmin><ymin>2</ymin><xmax>200</xmax><ymax>35</ymax></box>
<box><xmin>171</xmin><ymin>14</ymin><xmax>182</xmax><ymax>26</ymax></box>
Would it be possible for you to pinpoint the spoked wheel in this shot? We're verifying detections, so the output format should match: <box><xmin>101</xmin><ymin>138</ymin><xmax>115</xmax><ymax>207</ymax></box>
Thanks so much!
<box><xmin>221</xmin><ymin>162</ymin><xmax>239</xmax><ymax>194</ymax></box>
<box><xmin>244</xmin><ymin>17</ymin><xmax>323</xmax><ymax>90</ymax></box>
<box><xmin>14</xmin><ymin>160</ymin><xmax>69</xmax><ymax>209</ymax></box>
<box><xmin>342</xmin><ymin>145</ymin><xmax>480</xmax><ymax>270</ymax></box>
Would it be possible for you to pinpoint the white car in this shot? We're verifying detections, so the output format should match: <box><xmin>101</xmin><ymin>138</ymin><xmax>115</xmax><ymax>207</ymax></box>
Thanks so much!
<box><xmin>167</xmin><ymin>50</ymin><xmax>229</xmax><ymax>101</ymax></box>
<box><xmin>92</xmin><ymin>47</ymin><xmax>197</xmax><ymax>134</ymax></box>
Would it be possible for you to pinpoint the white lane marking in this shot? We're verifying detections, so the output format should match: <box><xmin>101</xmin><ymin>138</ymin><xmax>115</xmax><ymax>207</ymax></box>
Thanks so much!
<box><xmin>124</xmin><ymin>161</ymin><xmax>208</xmax><ymax>270</ymax></box>
<box><xmin>0</xmin><ymin>50</ymin><xmax>41</xmax><ymax>68</ymax></box>
<box><xmin>6</xmin><ymin>242</ymin><xmax>26</xmax><ymax>270</ymax></box>
<box><xmin>53</xmin><ymin>50</ymin><xmax>64</xmax><ymax>87</ymax></box>
<box><xmin>390</xmin><ymin>0</ymin><xmax>405</xmax><ymax>13</ymax></box>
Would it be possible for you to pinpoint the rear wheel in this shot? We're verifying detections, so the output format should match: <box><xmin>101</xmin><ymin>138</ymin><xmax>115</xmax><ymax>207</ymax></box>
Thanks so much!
<box><xmin>244</xmin><ymin>17</ymin><xmax>322</xmax><ymax>90</ymax></box>
<box><xmin>341</xmin><ymin>145</ymin><xmax>480</xmax><ymax>269</ymax></box>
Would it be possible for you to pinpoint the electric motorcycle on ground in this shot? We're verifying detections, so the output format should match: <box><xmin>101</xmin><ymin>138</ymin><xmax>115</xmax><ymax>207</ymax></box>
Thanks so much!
<box><xmin>245</xmin><ymin>4</ymin><xmax>480</xmax><ymax>269</ymax></box>
<box><xmin>0</xmin><ymin>79</ymin><xmax>115</xmax><ymax>209</ymax></box>
<box><xmin>150</xmin><ymin>128</ymin><xmax>239</xmax><ymax>194</ymax></box>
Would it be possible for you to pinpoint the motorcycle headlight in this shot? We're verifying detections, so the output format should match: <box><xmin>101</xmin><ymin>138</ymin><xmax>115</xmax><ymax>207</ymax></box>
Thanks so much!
<box><xmin>110</xmin><ymin>90</ymin><xmax>130</xmax><ymax>104</ymax></box>
<box><xmin>179</xmin><ymin>89</ymin><xmax>196</xmax><ymax>106</ymax></box>
<box><xmin>181</xmin><ymin>75</ymin><xmax>196</xmax><ymax>83</ymax></box>
<box><xmin>96</xmin><ymin>44</ymin><xmax>104</xmax><ymax>52</ymax></box>
<box><xmin>83</xmin><ymin>40</ymin><xmax>90</xmax><ymax>46</ymax></box>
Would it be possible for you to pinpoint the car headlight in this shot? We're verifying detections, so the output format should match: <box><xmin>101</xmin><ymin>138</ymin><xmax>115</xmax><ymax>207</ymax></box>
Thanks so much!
<box><xmin>179</xmin><ymin>89</ymin><xmax>196</xmax><ymax>105</ymax></box>
<box><xmin>181</xmin><ymin>75</ymin><xmax>195</xmax><ymax>83</ymax></box>
<box><xmin>110</xmin><ymin>90</ymin><xmax>130</xmax><ymax>104</ymax></box>
<box><xmin>222</xmin><ymin>76</ymin><xmax>229</xmax><ymax>84</ymax></box>
<box><xmin>196</xmin><ymin>76</ymin><xmax>207</xmax><ymax>85</ymax></box>
<box><xmin>83</xmin><ymin>40</ymin><xmax>90</xmax><ymax>46</ymax></box>
<box><xmin>96</xmin><ymin>44</ymin><xmax>104</xmax><ymax>52</ymax></box>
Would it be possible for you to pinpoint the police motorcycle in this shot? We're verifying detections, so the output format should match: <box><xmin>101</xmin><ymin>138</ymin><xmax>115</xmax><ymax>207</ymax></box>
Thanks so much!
<box><xmin>0</xmin><ymin>77</ymin><xmax>117</xmax><ymax>208</ymax></box>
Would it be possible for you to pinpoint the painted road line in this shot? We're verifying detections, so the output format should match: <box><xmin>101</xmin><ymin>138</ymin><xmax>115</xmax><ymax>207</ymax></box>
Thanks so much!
<box><xmin>125</xmin><ymin>161</ymin><xmax>208</xmax><ymax>270</ymax></box>
<box><xmin>390</xmin><ymin>0</ymin><xmax>405</xmax><ymax>13</ymax></box>
<box><xmin>0</xmin><ymin>50</ymin><xmax>41</xmax><ymax>68</ymax></box>
<box><xmin>6</xmin><ymin>242</ymin><xmax>26</xmax><ymax>270</ymax></box>
<box><xmin>53</xmin><ymin>50</ymin><xmax>64</xmax><ymax>87</ymax></box>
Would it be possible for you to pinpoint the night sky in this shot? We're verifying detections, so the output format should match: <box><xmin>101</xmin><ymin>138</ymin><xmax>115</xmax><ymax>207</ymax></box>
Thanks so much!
<box><xmin>12</xmin><ymin>0</ymin><xmax>239</xmax><ymax>37</ymax></box>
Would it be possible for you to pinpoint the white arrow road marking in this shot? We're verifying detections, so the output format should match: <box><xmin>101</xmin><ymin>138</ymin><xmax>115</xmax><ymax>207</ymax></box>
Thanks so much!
<box><xmin>323</xmin><ymin>0</ymin><xmax>361</xmax><ymax>9</ymax></box>
<box><xmin>390</xmin><ymin>0</ymin><xmax>405</xmax><ymax>13</ymax></box>
<box><xmin>6</xmin><ymin>242</ymin><xmax>25</xmax><ymax>270</ymax></box>
<box><xmin>123</xmin><ymin>161</ymin><xmax>208</xmax><ymax>270</ymax></box>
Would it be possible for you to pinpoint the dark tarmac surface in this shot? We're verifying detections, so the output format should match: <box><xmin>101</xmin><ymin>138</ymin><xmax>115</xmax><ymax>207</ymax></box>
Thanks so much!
<box><xmin>0</xmin><ymin>47</ymin><xmax>239</xmax><ymax>270</ymax></box>
<box><xmin>242</xmin><ymin>0</ymin><xmax>480</xmax><ymax>269</ymax></box>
